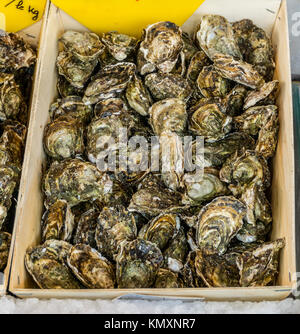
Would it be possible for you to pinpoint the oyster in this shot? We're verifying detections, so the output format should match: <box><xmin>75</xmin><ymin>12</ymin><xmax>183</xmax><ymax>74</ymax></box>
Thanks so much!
<box><xmin>43</xmin><ymin>116</ymin><xmax>84</xmax><ymax>160</ymax></box>
<box><xmin>149</xmin><ymin>98</ymin><xmax>187</xmax><ymax>136</ymax></box>
<box><xmin>25</xmin><ymin>240</ymin><xmax>81</xmax><ymax>289</ymax></box>
<box><xmin>139</xmin><ymin>21</ymin><xmax>183</xmax><ymax>74</ymax></box>
<box><xmin>213</xmin><ymin>53</ymin><xmax>265</xmax><ymax>89</ymax></box>
<box><xmin>220</xmin><ymin>150</ymin><xmax>270</xmax><ymax>195</ymax></box>
<box><xmin>96</xmin><ymin>205</ymin><xmax>137</xmax><ymax>260</ymax></box>
<box><xmin>116</xmin><ymin>239</ymin><xmax>163</xmax><ymax>288</ymax></box>
<box><xmin>232</xmin><ymin>19</ymin><xmax>275</xmax><ymax>81</ymax></box>
<box><xmin>182</xmin><ymin>168</ymin><xmax>228</xmax><ymax>205</ymax></box>
<box><xmin>67</xmin><ymin>244</ymin><xmax>115</xmax><ymax>289</ymax></box>
<box><xmin>0</xmin><ymin>73</ymin><xmax>27</xmax><ymax>122</ymax></box>
<box><xmin>196</xmin><ymin>196</ymin><xmax>246</xmax><ymax>255</ymax></box>
<box><xmin>41</xmin><ymin>199</ymin><xmax>75</xmax><ymax>243</ymax></box>
<box><xmin>138</xmin><ymin>213</ymin><xmax>180</xmax><ymax>250</ymax></box>
<box><xmin>195</xmin><ymin>250</ymin><xmax>240</xmax><ymax>287</ymax></box>
<box><xmin>237</xmin><ymin>239</ymin><xmax>285</xmax><ymax>287</ymax></box>
<box><xmin>60</xmin><ymin>31</ymin><xmax>105</xmax><ymax>62</ymax></box>
<box><xmin>57</xmin><ymin>51</ymin><xmax>98</xmax><ymax>89</ymax></box>
<box><xmin>0</xmin><ymin>32</ymin><xmax>36</xmax><ymax>72</ymax></box>
<box><xmin>125</xmin><ymin>74</ymin><xmax>153</xmax><ymax>116</ymax></box>
<box><xmin>57</xmin><ymin>76</ymin><xmax>85</xmax><ymax>98</ymax></box>
<box><xmin>73</xmin><ymin>207</ymin><xmax>100</xmax><ymax>249</ymax></box>
<box><xmin>43</xmin><ymin>158</ymin><xmax>113</xmax><ymax>207</ymax></box>
<box><xmin>181</xmin><ymin>32</ymin><xmax>199</xmax><ymax>66</ymax></box>
<box><xmin>182</xmin><ymin>251</ymin><xmax>204</xmax><ymax>288</ymax></box>
<box><xmin>145</xmin><ymin>72</ymin><xmax>192</xmax><ymax>101</ymax></box>
<box><xmin>223</xmin><ymin>85</ymin><xmax>248</xmax><ymax>116</ymax></box>
<box><xmin>49</xmin><ymin>96</ymin><xmax>93</xmax><ymax>124</ymax></box>
<box><xmin>83</xmin><ymin>62</ymin><xmax>136</xmax><ymax>105</ymax></box>
<box><xmin>197</xmin><ymin>65</ymin><xmax>232</xmax><ymax>98</ymax></box>
<box><xmin>0</xmin><ymin>232</ymin><xmax>11</xmax><ymax>271</ymax></box>
<box><xmin>189</xmin><ymin>102</ymin><xmax>232</xmax><ymax>141</ymax></box>
<box><xmin>163</xmin><ymin>228</ymin><xmax>189</xmax><ymax>273</ymax></box>
<box><xmin>102</xmin><ymin>31</ymin><xmax>138</xmax><ymax>61</ymax></box>
<box><xmin>154</xmin><ymin>268</ymin><xmax>183</xmax><ymax>288</ymax></box>
<box><xmin>196</xmin><ymin>15</ymin><xmax>242</xmax><ymax>60</ymax></box>
<box><xmin>187</xmin><ymin>51</ymin><xmax>211</xmax><ymax>83</ymax></box>
<box><xmin>243</xmin><ymin>80</ymin><xmax>279</xmax><ymax>110</ymax></box>
<box><xmin>128</xmin><ymin>174</ymin><xmax>183</xmax><ymax>217</ymax></box>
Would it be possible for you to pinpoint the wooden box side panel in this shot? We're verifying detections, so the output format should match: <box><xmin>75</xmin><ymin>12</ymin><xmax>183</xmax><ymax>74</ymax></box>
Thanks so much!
<box><xmin>271</xmin><ymin>0</ymin><xmax>296</xmax><ymax>287</ymax></box>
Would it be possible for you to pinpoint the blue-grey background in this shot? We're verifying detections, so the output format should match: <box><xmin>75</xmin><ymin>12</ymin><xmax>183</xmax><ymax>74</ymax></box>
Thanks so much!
<box><xmin>288</xmin><ymin>0</ymin><xmax>300</xmax><ymax>79</ymax></box>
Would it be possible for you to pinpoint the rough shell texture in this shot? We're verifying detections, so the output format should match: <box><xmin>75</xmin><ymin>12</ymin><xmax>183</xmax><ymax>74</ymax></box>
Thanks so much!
<box><xmin>116</xmin><ymin>239</ymin><xmax>163</xmax><ymax>288</ymax></box>
<box><xmin>0</xmin><ymin>232</ymin><xmax>11</xmax><ymax>271</ymax></box>
<box><xmin>154</xmin><ymin>268</ymin><xmax>183</xmax><ymax>288</ymax></box>
<box><xmin>196</xmin><ymin>196</ymin><xmax>246</xmax><ymax>255</ymax></box>
<box><xmin>67</xmin><ymin>244</ymin><xmax>115</xmax><ymax>289</ymax></box>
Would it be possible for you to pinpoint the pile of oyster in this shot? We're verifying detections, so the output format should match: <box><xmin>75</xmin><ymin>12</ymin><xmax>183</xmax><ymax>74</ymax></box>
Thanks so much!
<box><xmin>25</xmin><ymin>16</ymin><xmax>284</xmax><ymax>289</ymax></box>
<box><xmin>0</xmin><ymin>32</ymin><xmax>36</xmax><ymax>272</ymax></box>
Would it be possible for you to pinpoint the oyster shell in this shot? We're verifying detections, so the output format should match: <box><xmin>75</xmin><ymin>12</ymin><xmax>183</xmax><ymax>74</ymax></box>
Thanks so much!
<box><xmin>213</xmin><ymin>53</ymin><xmax>265</xmax><ymax>89</ymax></box>
<box><xmin>43</xmin><ymin>158</ymin><xmax>112</xmax><ymax>207</ymax></box>
<box><xmin>0</xmin><ymin>232</ymin><xmax>11</xmax><ymax>271</ymax></box>
<box><xmin>139</xmin><ymin>21</ymin><xmax>183</xmax><ymax>74</ymax></box>
<box><xmin>220</xmin><ymin>150</ymin><xmax>270</xmax><ymax>196</ymax></box>
<box><xmin>96</xmin><ymin>205</ymin><xmax>137</xmax><ymax>260</ymax></box>
<box><xmin>102</xmin><ymin>31</ymin><xmax>138</xmax><ymax>61</ymax></box>
<box><xmin>67</xmin><ymin>244</ymin><xmax>115</xmax><ymax>289</ymax></box>
<box><xmin>154</xmin><ymin>268</ymin><xmax>183</xmax><ymax>288</ymax></box>
<box><xmin>0</xmin><ymin>73</ymin><xmax>27</xmax><ymax>122</ymax></box>
<box><xmin>197</xmin><ymin>65</ymin><xmax>232</xmax><ymax>98</ymax></box>
<box><xmin>145</xmin><ymin>72</ymin><xmax>192</xmax><ymax>102</ymax></box>
<box><xmin>49</xmin><ymin>96</ymin><xmax>93</xmax><ymax>124</ymax></box>
<box><xmin>232</xmin><ymin>19</ymin><xmax>275</xmax><ymax>81</ymax></box>
<box><xmin>116</xmin><ymin>239</ymin><xmax>163</xmax><ymax>288</ymax></box>
<box><xmin>128</xmin><ymin>174</ymin><xmax>183</xmax><ymax>217</ymax></box>
<box><xmin>57</xmin><ymin>51</ymin><xmax>98</xmax><ymax>89</ymax></box>
<box><xmin>195</xmin><ymin>249</ymin><xmax>240</xmax><ymax>287</ymax></box>
<box><xmin>223</xmin><ymin>85</ymin><xmax>248</xmax><ymax>116</ymax></box>
<box><xmin>196</xmin><ymin>196</ymin><xmax>246</xmax><ymax>255</ymax></box>
<box><xmin>57</xmin><ymin>76</ymin><xmax>85</xmax><ymax>98</ymax></box>
<box><xmin>182</xmin><ymin>168</ymin><xmax>228</xmax><ymax>205</ymax></box>
<box><xmin>182</xmin><ymin>251</ymin><xmax>204</xmax><ymax>288</ymax></box>
<box><xmin>73</xmin><ymin>208</ymin><xmax>100</xmax><ymax>249</ymax></box>
<box><xmin>43</xmin><ymin>115</ymin><xmax>84</xmax><ymax>160</ymax></box>
<box><xmin>149</xmin><ymin>98</ymin><xmax>187</xmax><ymax>136</ymax></box>
<box><xmin>189</xmin><ymin>102</ymin><xmax>232</xmax><ymax>141</ymax></box>
<box><xmin>125</xmin><ymin>74</ymin><xmax>153</xmax><ymax>116</ymax></box>
<box><xmin>60</xmin><ymin>31</ymin><xmax>105</xmax><ymax>62</ymax></box>
<box><xmin>25</xmin><ymin>240</ymin><xmax>81</xmax><ymax>289</ymax></box>
<box><xmin>83</xmin><ymin>62</ymin><xmax>136</xmax><ymax>105</ymax></box>
<box><xmin>41</xmin><ymin>199</ymin><xmax>75</xmax><ymax>243</ymax></box>
<box><xmin>196</xmin><ymin>15</ymin><xmax>242</xmax><ymax>60</ymax></box>
<box><xmin>138</xmin><ymin>213</ymin><xmax>180</xmax><ymax>250</ymax></box>
<box><xmin>237</xmin><ymin>239</ymin><xmax>285</xmax><ymax>287</ymax></box>
<box><xmin>0</xmin><ymin>32</ymin><xmax>36</xmax><ymax>72</ymax></box>
<box><xmin>187</xmin><ymin>51</ymin><xmax>211</xmax><ymax>83</ymax></box>
<box><xmin>243</xmin><ymin>80</ymin><xmax>279</xmax><ymax>110</ymax></box>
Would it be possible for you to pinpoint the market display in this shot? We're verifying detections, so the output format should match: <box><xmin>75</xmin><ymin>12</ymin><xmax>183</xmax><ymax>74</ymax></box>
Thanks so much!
<box><xmin>0</xmin><ymin>32</ymin><xmax>36</xmax><ymax>272</ymax></box>
<box><xmin>25</xmin><ymin>15</ymin><xmax>285</xmax><ymax>289</ymax></box>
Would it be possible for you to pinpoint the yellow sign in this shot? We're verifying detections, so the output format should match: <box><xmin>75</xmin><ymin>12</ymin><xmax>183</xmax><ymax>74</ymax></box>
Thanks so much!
<box><xmin>52</xmin><ymin>0</ymin><xmax>206</xmax><ymax>37</ymax></box>
<box><xmin>0</xmin><ymin>0</ymin><xmax>47</xmax><ymax>32</ymax></box>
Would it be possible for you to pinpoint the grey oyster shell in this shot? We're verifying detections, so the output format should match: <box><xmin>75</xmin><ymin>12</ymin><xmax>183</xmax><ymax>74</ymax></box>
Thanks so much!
<box><xmin>57</xmin><ymin>76</ymin><xmax>85</xmax><ymax>98</ymax></box>
<box><xmin>96</xmin><ymin>205</ymin><xmax>137</xmax><ymax>260</ymax></box>
<box><xmin>102</xmin><ymin>31</ymin><xmax>138</xmax><ymax>61</ymax></box>
<box><xmin>196</xmin><ymin>196</ymin><xmax>246</xmax><ymax>255</ymax></box>
<box><xmin>41</xmin><ymin>199</ymin><xmax>75</xmax><ymax>243</ymax></box>
<box><xmin>25</xmin><ymin>240</ymin><xmax>81</xmax><ymax>289</ymax></box>
<box><xmin>116</xmin><ymin>239</ymin><xmax>163</xmax><ymax>288</ymax></box>
<box><xmin>43</xmin><ymin>115</ymin><xmax>84</xmax><ymax>160</ymax></box>
<box><xmin>0</xmin><ymin>232</ymin><xmax>11</xmax><ymax>271</ymax></box>
<box><xmin>145</xmin><ymin>72</ymin><xmax>192</xmax><ymax>102</ymax></box>
<box><xmin>43</xmin><ymin>158</ymin><xmax>113</xmax><ymax>207</ymax></box>
<box><xmin>187</xmin><ymin>50</ymin><xmax>211</xmax><ymax>83</ymax></box>
<box><xmin>196</xmin><ymin>15</ymin><xmax>242</xmax><ymax>60</ymax></box>
<box><xmin>83</xmin><ymin>62</ymin><xmax>136</xmax><ymax>105</ymax></box>
<box><xmin>138</xmin><ymin>21</ymin><xmax>183</xmax><ymax>74</ymax></box>
<box><xmin>154</xmin><ymin>268</ymin><xmax>183</xmax><ymax>288</ymax></box>
<box><xmin>67</xmin><ymin>244</ymin><xmax>115</xmax><ymax>289</ymax></box>
<box><xmin>223</xmin><ymin>85</ymin><xmax>248</xmax><ymax>116</ymax></box>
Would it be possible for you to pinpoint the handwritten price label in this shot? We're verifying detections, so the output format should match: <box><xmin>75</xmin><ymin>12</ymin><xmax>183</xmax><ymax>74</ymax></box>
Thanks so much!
<box><xmin>0</xmin><ymin>0</ymin><xmax>46</xmax><ymax>32</ymax></box>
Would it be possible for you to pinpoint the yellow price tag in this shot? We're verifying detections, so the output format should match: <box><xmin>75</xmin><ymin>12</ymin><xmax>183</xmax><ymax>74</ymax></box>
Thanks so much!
<box><xmin>52</xmin><ymin>0</ymin><xmax>206</xmax><ymax>37</ymax></box>
<box><xmin>0</xmin><ymin>0</ymin><xmax>47</xmax><ymax>32</ymax></box>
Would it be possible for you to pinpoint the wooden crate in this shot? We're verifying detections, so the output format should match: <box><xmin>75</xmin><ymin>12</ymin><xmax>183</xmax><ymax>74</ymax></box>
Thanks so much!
<box><xmin>0</xmin><ymin>21</ymin><xmax>43</xmax><ymax>296</ymax></box>
<box><xmin>9</xmin><ymin>0</ymin><xmax>296</xmax><ymax>301</ymax></box>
